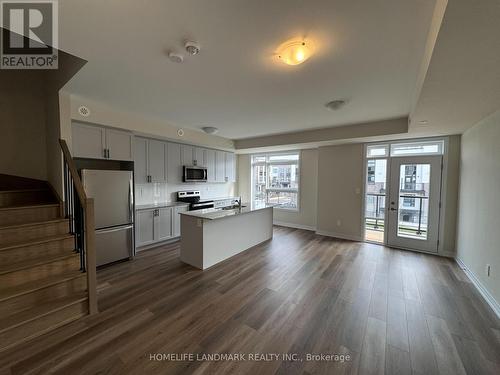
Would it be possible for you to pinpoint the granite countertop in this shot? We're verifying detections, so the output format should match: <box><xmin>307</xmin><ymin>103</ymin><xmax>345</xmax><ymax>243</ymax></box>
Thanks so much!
<box><xmin>180</xmin><ymin>203</ymin><xmax>278</xmax><ymax>220</ymax></box>
<box><xmin>210</xmin><ymin>196</ymin><xmax>241</xmax><ymax>201</ymax></box>
<box><xmin>135</xmin><ymin>202</ymin><xmax>190</xmax><ymax>210</ymax></box>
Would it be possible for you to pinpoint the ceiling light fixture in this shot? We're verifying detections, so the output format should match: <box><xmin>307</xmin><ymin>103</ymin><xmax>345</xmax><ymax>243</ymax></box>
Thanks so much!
<box><xmin>202</xmin><ymin>126</ymin><xmax>219</xmax><ymax>135</ymax></box>
<box><xmin>168</xmin><ymin>52</ymin><xmax>184</xmax><ymax>63</ymax></box>
<box><xmin>418</xmin><ymin>120</ymin><xmax>429</xmax><ymax>125</ymax></box>
<box><xmin>325</xmin><ymin>100</ymin><xmax>347</xmax><ymax>111</ymax></box>
<box><xmin>276</xmin><ymin>39</ymin><xmax>313</xmax><ymax>66</ymax></box>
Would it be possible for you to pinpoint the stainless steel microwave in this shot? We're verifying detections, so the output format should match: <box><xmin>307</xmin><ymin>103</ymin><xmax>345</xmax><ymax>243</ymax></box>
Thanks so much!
<box><xmin>183</xmin><ymin>166</ymin><xmax>208</xmax><ymax>182</ymax></box>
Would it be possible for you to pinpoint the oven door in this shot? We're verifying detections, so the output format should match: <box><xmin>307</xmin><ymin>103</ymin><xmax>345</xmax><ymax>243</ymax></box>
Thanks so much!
<box><xmin>183</xmin><ymin>166</ymin><xmax>208</xmax><ymax>182</ymax></box>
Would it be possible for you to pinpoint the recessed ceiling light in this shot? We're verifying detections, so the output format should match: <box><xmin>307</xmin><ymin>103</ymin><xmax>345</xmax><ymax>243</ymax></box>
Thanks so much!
<box><xmin>325</xmin><ymin>100</ymin><xmax>347</xmax><ymax>111</ymax></box>
<box><xmin>276</xmin><ymin>39</ymin><xmax>314</xmax><ymax>66</ymax></box>
<box><xmin>202</xmin><ymin>126</ymin><xmax>219</xmax><ymax>135</ymax></box>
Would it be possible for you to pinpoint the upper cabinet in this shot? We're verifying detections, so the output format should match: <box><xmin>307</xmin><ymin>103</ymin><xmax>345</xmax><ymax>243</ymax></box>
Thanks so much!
<box><xmin>205</xmin><ymin>149</ymin><xmax>216</xmax><ymax>183</ymax></box>
<box><xmin>167</xmin><ymin>142</ymin><xmax>183</xmax><ymax>184</ymax></box>
<box><xmin>215</xmin><ymin>151</ymin><xmax>226</xmax><ymax>183</ymax></box>
<box><xmin>225</xmin><ymin>152</ymin><xmax>236</xmax><ymax>183</ymax></box>
<box><xmin>194</xmin><ymin>147</ymin><xmax>205</xmax><ymax>167</ymax></box>
<box><xmin>133</xmin><ymin>137</ymin><xmax>166</xmax><ymax>183</ymax></box>
<box><xmin>181</xmin><ymin>145</ymin><xmax>205</xmax><ymax>167</ymax></box>
<box><xmin>72</xmin><ymin>122</ymin><xmax>133</xmax><ymax>161</ymax></box>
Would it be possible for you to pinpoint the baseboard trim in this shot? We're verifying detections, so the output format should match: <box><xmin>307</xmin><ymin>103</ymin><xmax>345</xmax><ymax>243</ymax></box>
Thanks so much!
<box><xmin>315</xmin><ymin>230</ymin><xmax>362</xmax><ymax>242</ymax></box>
<box><xmin>273</xmin><ymin>221</ymin><xmax>316</xmax><ymax>232</ymax></box>
<box><xmin>455</xmin><ymin>257</ymin><xmax>500</xmax><ymax>319</ymax></box>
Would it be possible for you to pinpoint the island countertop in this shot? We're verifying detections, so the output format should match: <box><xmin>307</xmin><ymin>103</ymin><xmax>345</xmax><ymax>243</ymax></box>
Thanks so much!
<box><xmin>180</xmin><ymin>203</ymin><xmax>277</xmax><ymax>220</ymax></box>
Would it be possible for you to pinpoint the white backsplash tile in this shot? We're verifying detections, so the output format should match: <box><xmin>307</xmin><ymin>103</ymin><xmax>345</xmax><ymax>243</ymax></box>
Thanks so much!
<box><xmin>135</xmin><ymin>182</ymin><xmax>236</xmax><ymax>206</ymax></box>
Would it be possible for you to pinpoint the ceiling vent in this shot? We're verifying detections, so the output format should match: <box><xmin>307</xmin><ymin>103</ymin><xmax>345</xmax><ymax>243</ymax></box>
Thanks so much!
<box><xmin>78</xmin><ymin>105</ymin><xmax>90</xmax><ymax>117</ymax></box>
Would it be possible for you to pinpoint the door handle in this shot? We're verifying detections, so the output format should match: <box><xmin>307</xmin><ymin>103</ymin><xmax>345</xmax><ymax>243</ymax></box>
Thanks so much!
<box><xmin>390</xmin><ymin>207</ymin><xmax>398</xmax><ymax>211</ymax></box>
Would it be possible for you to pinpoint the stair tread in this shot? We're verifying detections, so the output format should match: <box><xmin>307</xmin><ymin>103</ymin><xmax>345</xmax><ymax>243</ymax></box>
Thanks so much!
<box><xmin>0</xmin><ymin>292</ymin><xmax>87</xmax><ymax>333</ymax></box>
<box><xmin>0</xmin><ymin>271</ymin><xmax>86</xmax><ymax>302</ymax></box>
<box><xmin>0</xmin><ymin>253</ymin><xmax>79</xmax><ymax>275</ymax></box>
<box><xmin>0</xmin><ymin>218</ymin><xmax>68</xmax><ymax>230</ymax></box>
<box><xmin>0</xmin><ymin>203</ymin><xmax>60</xmax><ymax>211</ymax></box>
<box><xmin>0</xmin><ymin>234</ymin><xmax>74</xmax><ymax>252</ymax></box>
<box><xmin>0</xmin><ymin>188</ymin><xmax>49</xmax><ymax>193</ymax></box>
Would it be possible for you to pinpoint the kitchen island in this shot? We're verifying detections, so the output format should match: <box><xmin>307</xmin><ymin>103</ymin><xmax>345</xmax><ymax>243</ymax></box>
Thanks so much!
<box><xmin>179</xmin><ymin>203</ymin><xmax>275</xmax><ymax>269</ymax></box>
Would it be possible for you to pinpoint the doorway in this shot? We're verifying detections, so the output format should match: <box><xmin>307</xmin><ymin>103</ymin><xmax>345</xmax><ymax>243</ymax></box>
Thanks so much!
<box><xmin>363</xmin><ymin>140</ymin><xmax>445</xmax><ymax>253</ymax></box>
<box><xmin>386</xmin><ymin>156</ymin><xmax>442</xmax><ymax>252</ymax></box>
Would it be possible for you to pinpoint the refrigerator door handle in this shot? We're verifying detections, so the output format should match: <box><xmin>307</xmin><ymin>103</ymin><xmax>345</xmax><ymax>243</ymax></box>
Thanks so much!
<box><xmin>96</xmin><ymin>224</ymin><xmax>134</xmax><ymax>234</ymax></box>
<box><xmin>128</xmin><ymin>179</ymin><xmax>134</xmax><ymax>223</ymax></box>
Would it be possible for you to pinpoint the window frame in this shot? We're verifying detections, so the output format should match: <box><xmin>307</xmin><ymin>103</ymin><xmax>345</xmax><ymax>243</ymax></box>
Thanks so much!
<box><xmin>250</xmin><ymin>151</ymin><xmax>301</xmax><ymax>212</ymax></box>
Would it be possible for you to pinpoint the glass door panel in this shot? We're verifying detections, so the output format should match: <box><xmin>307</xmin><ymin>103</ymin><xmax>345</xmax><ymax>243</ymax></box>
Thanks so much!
<box><xmin>387</xmin><ymin>156</ymin><xmax>442</xmax><ymax>252</ymax></box>
<box><xmin>364</xmin><ymin>159</ymin><xmax>387</xmax><ymax>243</ymax></box>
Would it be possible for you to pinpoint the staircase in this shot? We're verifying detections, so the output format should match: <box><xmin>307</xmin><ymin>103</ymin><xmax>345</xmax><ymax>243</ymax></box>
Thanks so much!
<box><xmin>0</xmin><ymin>182</ymin><xmax>88</xmax><ymax>352</ymax></box>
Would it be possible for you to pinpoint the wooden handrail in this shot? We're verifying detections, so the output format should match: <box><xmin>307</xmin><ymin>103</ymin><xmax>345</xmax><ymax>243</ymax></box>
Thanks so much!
<box><xmin>58</xmin><ymin>139</ymin><xmax>98</xmax><ymax>315</ymax></box>
<box><xmin>59</xmin><ymin>139</ymin><xmax>87</xmax><ymax>205</ymax></box>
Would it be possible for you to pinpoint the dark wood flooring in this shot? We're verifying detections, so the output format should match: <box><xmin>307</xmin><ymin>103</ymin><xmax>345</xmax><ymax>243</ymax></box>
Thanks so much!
<box><xmin>1</xmin><ymin>226</ymin><xmax>499</xmax><ymax>374</ymax></box>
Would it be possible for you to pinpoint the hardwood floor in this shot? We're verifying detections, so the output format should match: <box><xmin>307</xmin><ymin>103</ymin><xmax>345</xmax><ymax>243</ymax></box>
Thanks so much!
<box><xmin>1</xmin><ymin>226</ymin><xmax>499</xmax><ymax>374</ymax></box>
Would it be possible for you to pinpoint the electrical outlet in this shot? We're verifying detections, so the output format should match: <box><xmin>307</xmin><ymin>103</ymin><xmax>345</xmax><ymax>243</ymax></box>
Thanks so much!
<box><xmin>337</xmin><ymin>220</ymin><xmax>341</xmax><ymax>227</ymax></box>
<box><xmin>486</xmin><ymin>264</ymin><xmax>491</xmax><ymax>277</ymax></box>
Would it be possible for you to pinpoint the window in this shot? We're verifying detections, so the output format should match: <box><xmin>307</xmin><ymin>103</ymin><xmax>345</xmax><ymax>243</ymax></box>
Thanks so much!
<box><xmin>367</xmin><ymin>140</ymin><xmax>444</xmax><ymax>159</ymax></box>
<box><xmin>390</xmin><ymin>140</ymin><xmax>444</xmax><ymax>156</ymax></box>
<box><xmin>251</xmin><ymin>152</ymin><xmax>300</xmax><ymax>210</ymax></box>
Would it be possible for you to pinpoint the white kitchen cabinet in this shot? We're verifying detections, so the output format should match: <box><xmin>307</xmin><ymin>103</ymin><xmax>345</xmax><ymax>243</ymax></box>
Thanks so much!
<box><xmin>156</xmin><ymin>207</ymin><xmax>173</xmax><ymax>241</ymax></box>
<box><xmin>215</xmin><ymin>150</ymin><xmax>226</xmax><ymax>182</ymax></box>
<box><xmin>194</xmin><ymin>147</ymin><xmax>205</xmax><ymax>167</ymax></box>
<box><xmin>173</xmin><ymin>205</ymin><xmax>189</xmax><ymax>237</ymax></box>
<box><xmin>181</xmin><ymin>145</ymin><xmax>194</xmax><ymax>166</ymax></box>
<box><xmin>167</xmin><ymin>142</ymin><xmax>183</xmax><ymax>183</ymax></box>
<box><xmin>72</xmin><ymin>122</ymin><xmax>133</xmax><ymax>161</ymax></box>
<box><xmin>134</xmin><ymin>137</ymin><xmax>148</xmax><ymax>184</ymax></box>
<box><xmin>225</xmin><ymin>152</ymin><xmax>236</xmax><ymax>182</ymax></box>
<box><xmin>72</xmin><ymin>122</ymin><xmax>105</xmax><ymax>159</ymax></box>
<box><xmin>148</xmin><ymin>139</ymin><xmax>166</xmax><ymax>182</ymax></box>
<box><xmin>133</xmin><ymin>138</ymin><xmax>166</xmax><ymax>183</ymax></box>
<box><xmin>205</xmin><ymin>149</ymin><xmax>216</xmax><ymax>183</ymax></box>
<box><xmin>105</xmin><ymin>128</ymin><xmax>133</xmax><ymax>161</ymax></box>
<box><xmin>136</xmin><ymin>209</ymin><xmax>155</xmax><ymax>247</ymax></box>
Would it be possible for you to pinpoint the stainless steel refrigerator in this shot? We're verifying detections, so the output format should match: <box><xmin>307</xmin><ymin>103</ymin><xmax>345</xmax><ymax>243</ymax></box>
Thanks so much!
<box><xmin>82</xmin><ymin>169</ymin><xmax>134</xmax><ymax>267</ymax></box>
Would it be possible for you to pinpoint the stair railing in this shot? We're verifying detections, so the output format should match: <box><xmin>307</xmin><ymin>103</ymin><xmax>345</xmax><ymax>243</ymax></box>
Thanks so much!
<box><xmin>59</xmin><ymin>139</ymin><xmax>98</xmax><ymax>315</ymax></box>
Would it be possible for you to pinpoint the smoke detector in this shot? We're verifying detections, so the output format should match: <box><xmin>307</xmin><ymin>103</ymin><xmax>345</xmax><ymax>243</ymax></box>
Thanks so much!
<box><xmin>201</xmin><ymin>126</ymin><xmax>219</xmax><ymax>135</ymax></box>
<box><xmin>168</xmin><ymin>52</ymin><xmax>184</xmax><ymax>63</ymax></box>
<box><xmin>185</xmin><ymin>41</ymin><xmax>200</xmax><ymax>55</ymax></box>
<box><xmin>78</xmin><ymin>105</ymin><xmax>90</xmax><ymax>117</ymax></box>
<box><xmin>325</xmin><ymin>100</ymin><xmax>347</xmax><ymax>111</ymax></box>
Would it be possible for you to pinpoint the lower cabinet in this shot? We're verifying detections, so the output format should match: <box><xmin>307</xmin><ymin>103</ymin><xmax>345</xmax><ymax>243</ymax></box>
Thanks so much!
<box><xmin>136</xmin><ymin>209</ymin><xmax>155</xmax><ymax>247</ymax></box>
<box><xmin>173</xmin><ymin>205</ymin><xmax>189</xmax><ymax>237</ymax></box>
<box><xmin>135</xmin><ymin>205</ymin><xmax>188</xmax><ymax>248</ymax></box>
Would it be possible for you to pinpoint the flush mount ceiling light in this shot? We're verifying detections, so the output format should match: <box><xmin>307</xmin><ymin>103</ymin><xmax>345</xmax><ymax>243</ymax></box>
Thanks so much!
<box><xmin>325</xmin><ymin>99</ymin><xmax>347</xmax><ymax>111</ymax></box>
<box><xmin>276</xmin><ymin>39</ymin><xmax>314</xmax><ymax>66</ymax></box>
<box><xmin>201</xmin><ymin>126</ymin><xmax>219</xmax><ymax>135</ymax></box>
<box><xmin>168</xmin><ymin>52</ymin><xmax>184</xmax><ymax>63</ymax></box>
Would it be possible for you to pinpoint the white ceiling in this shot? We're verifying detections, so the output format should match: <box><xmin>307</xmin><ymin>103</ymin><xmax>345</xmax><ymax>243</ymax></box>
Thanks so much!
<box><xmin>60</xmin><ymin>0</ymin><xmax>437</xmax><ymax>140</ymax></box>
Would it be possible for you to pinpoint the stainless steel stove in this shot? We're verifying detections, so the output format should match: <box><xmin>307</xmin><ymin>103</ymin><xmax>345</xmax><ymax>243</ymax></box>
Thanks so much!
<box><xmin>177</xmin><ymin>191</ymin><xmax>214</xmax><ymax>211</ymax></box>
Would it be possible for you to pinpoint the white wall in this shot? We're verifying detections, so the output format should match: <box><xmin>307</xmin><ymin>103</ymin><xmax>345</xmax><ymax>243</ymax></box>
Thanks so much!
<box><xmin>65</xmin><ymin>94</ymin><xmax>234</xmax><ymax>151</ymax></box>
<box><xmin>237</xmin><ymin>149</ymin><xmax>318</xmax><ymax>230</ymax></box>
<box><xmin>456</xmin><ymin>109</ymin><xmax>500</xmax><ymax>306</ymax></box>
<box><xmin>316</xmin><ymin>144</ymin><xmax>364</xmax><ymax>240</ymax></box>
<box><xmin>0</xmin><ymin>72</ymin><xmax>47</xmax><ymax>181</ymax></box>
